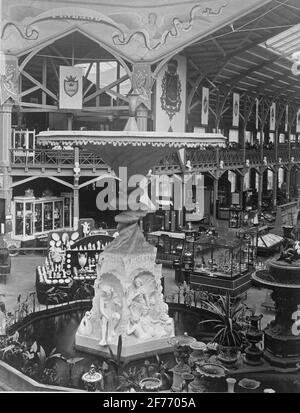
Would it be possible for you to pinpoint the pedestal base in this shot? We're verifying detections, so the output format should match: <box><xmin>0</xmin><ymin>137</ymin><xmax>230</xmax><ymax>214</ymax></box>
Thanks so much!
<box><xmin>263</xmin><ymin>350</ymin><xmax>300</xmax><ymax>372</ymax></box>
<box><xmin>264</xmin><ymin>328</ymin><xmax>300</xmax><ymax>371</ymax></box>
<box><xmin>244</xmin><ymin>347</ymin><xmax>263</xmax><ymax>366</ymax></box>
<box><xmin>75</xmin><ymin>332</ymin><xmax>174</xmax><ymax>362</ymax></box>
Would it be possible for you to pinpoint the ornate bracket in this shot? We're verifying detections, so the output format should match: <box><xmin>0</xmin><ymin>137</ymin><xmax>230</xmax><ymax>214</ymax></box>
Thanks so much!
<box><xmin>131</xmin><ymin>63</ymin><xmax>153</xmax><ymax>110</ymax></box>
<box><xmin>0</xmin><ymin>55</ymin><xmax>19</xmax><ymax>105</ymax></box>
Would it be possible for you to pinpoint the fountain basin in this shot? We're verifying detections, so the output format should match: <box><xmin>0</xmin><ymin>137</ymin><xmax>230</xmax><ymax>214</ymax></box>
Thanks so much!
<box><xmin>252</xmin><ymin>268</ymin><xmax>300</xmax><ymax>371</ymax></box>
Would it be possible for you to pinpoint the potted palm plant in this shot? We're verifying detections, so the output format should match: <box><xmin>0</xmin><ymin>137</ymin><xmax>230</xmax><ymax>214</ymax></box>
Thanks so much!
<box><xmin>200</xmin><ymin>294</ymin><xmax>245</xmax><ymax>366</ymax></box>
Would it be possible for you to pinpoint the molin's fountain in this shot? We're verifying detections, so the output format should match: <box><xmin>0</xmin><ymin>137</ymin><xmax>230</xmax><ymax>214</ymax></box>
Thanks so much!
<box><xmin>252</xmin><ymin>239</ymin><xmax>300</xmax><ymax>371</ymax></box>
<box><xmin>76</xmin><ymin>210</ymin><xmax>175</xmax><ymax>359</ymax></box>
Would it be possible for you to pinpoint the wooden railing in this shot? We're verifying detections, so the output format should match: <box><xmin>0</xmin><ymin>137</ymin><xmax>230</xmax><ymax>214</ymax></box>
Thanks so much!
<box><xmin>10</xmin><ymin>149</ymin><xmax>106</xmax><ymax>169</ymax></box>
<box><xmin>10</xmin><ymin>144</ymin><xmax>300</xmax><ymax>171</ymax></box>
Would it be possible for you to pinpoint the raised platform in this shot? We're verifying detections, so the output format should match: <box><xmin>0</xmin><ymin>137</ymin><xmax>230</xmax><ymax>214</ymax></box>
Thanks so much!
<box><xmin>75</xmin><ymin>333</ymin><xmax>174</xmax><ymax>362</ymax></box>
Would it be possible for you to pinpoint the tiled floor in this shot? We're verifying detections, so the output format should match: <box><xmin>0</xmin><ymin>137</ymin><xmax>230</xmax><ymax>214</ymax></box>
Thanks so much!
<box><xmin>0</xmin><ymin>254</ymin><xmax>275</xmax><ymax>329</ymax></box>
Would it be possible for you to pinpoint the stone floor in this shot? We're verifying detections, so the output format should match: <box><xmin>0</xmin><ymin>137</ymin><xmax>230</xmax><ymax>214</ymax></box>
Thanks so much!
<box><xmin>0</xmin><ymin>253</ymin><xmax>275</xmax><ymax>329</ymax></box>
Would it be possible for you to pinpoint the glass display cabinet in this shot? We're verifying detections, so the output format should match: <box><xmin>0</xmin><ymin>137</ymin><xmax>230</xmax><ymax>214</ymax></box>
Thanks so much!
<box><xmin>181</xmin><ymin>234</ymin><xmax>250</xmax><ymax>278</ymax></box>
<box><xmin>180</xmin><ymin>233</ymin><xmax>252</xmax><ymax>297</ymax></box>
<box><xmin>146</xmin><ymin>231</ymin><xmax>185</xmax><ymax>265</ymax></box>
<box><xmin>36</xmin><ymin>231</ymin><xmax>114</xmax><ymax>305</ymax></box>
<box><xmin>13</xmin><ymin>194</ymin><xmax>73</xmax><ymax>241</ymax></box>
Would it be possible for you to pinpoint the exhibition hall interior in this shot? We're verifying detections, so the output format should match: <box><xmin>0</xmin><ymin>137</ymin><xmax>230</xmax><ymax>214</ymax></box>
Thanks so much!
<box><xmin>0</xmin><ymin>0</ymin><xmax>300</xmax><ymax>393</ymax></box>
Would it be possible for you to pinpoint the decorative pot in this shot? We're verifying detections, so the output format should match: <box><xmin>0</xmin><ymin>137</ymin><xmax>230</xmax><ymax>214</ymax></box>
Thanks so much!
<box><xmin>217</xmin><ymin>345</ymin><xmax>239</xmax><ymax>366</ymax></box>
<box><xmin>81</xmin><ymin>365</ymin><xmax>103</xmax><ymax>392</ymax></box>
<box><xmin>245</xmin><ymin>314</ymin><xmax>263</xmax><ymax>365</ymax></box>
<box><xmin>181</xmin><ymin>372</ymin><xmax>195</xmax><ymax>392</ymax></box>
<box><xmin>189</xmin><ymin>341</ymin><xmax>207</xmax><ymax>367</ymax></box>
<box><xmin>139</xmin><ymin>377</ymin><xmax>162</xmax><ymax>392</ymax></box>
<box><xmin>188</xmin><ymin>363</ymin><xmax>227</xmax><ymax>393</ymax></box>
<box><xmin>78</xmin><ymin>252</ymin><xmax>87</xmax><ymax>271</ymax></box>
<box><xmin>169</xmin><ymin>333</ymin><xmax>196</xmax><ymax>392</ymax></box>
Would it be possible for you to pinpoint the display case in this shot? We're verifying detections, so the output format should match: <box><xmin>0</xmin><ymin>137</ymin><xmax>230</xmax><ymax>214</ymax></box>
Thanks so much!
<box><xmin>146</xmin><ymin>231</ymin><xmax>185</xmax><ymax>265</ymax></box>
<box><xmin>36</xmin><ymin>231</ymin><xmax>114</xmax><ymax>305</ymax></box>
<box><xmin>181</xmin><ymin>233</ymin><xmax>252</xmax><ymax>297</ymax></box>
<box><xmin>181</xmin><ymin>233</ymin><xmax>250</xmax><ymax>278</ymax></box>
<box><xmin>13</xmin><ymin>194</ymin><xmax>73</xmax><ymax>241</ymax></box>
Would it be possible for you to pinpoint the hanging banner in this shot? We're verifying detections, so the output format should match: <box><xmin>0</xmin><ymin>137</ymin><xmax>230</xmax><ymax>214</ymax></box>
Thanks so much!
<box><xmin>0</xmin><ymin>54</ymin><xmax>19</xmax><ymax>105</ymax></box>
<box><xmin>270</xmin><ymin>102</ymin><xmax>276</xmax><ymax>131</ymax></box>
<box><xmin>255</xmin><ymin>98</ymin><xmax>259</xmax><ymax>130</ymax></box>
<box><xmin>296</xmin><ymin>108</ymin><xmax>300</xmax><ymax>133</ymax></box>
<box><xmin>232</xmin><ymin>93</ymin><xmax>239</xmax><ymax>127</ymax></box>
<box><xmin>59</xmin><ymin>66</ymin><xmax>83</xmax><ymax>110</ymax></box>
<box><xmin>285</xmin><ymin>105</ymin><xmax>289</xmax><ymax>132</ymax></box>
<box><xmin>155</xmin><ymin>55</ymin><xmax>187</xmax><ymax>132</ymax></box>
<box><xmin>201</xmin><ymin>87</ymin><xmax>209</xmax><ymax>125</ymax></box>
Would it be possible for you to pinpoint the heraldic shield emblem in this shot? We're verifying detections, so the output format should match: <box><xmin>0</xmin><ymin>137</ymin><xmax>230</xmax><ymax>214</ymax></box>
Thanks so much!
<box><xmin>64</xmin><ymin>75</ymin><xmax>79</xmax><ymax>97</ymax></box>
<box><xmin>160</xmin><ymin>59</ymin><xmax>182</xmax><ymax>120</ymax></box>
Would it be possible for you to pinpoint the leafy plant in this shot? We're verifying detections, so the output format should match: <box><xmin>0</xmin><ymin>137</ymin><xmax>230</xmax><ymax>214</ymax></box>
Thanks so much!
<box><xmin>0</xmin><ymin>331</ymin><xmax>26</xmax><ymax>368</ymax></box>
<box><xmin>21</xmin><ymin>342</ymin><xmax>65</xmax><ymax>382</ymax></box>
<box><xmin>106</xmin><ymin>335</ymin><xmax>128</xmax><ymax>376</ymax></box>
<box><xmin>40</xmin><ymin>368</ymin><xmax>59</xmax><ymax>385</ymax></box>
<box><xmin>45</xmin><ymin>288</ymin><xmax>69</xmax><ymax>305</ymax></box>
<box><xmin>146</xmin><ymin>355</ymin><xmax>172</xmax><ymax>390</ymax></box>
<box><xmin>199</xmin><ymin>294</ymin><xmax>245</xmax><ymax>347</ymax></box>
<box><xmin>117</xmin><ymin>366</ymin><xmax>143</xmax><ymax>391</ymax></box>
<box><xmin>73</xmin><ymin>282</ymin><xmax>94</xmax><ymax>300</ymax></box>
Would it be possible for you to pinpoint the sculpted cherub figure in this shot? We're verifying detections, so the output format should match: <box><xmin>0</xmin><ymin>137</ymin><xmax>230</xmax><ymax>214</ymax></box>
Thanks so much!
<box><xmin>98</xmin><ymin>285</ymin><xmax>121</xmax><ymax>346</ymax></box>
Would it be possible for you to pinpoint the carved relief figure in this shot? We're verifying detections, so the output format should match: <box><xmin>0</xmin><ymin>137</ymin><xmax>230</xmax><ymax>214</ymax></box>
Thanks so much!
<box><xmin>127</xmin><ymin>277</ymin><xmax>150</xmax><ymax>321</ymax></box>
<box><xmin>77</xmin><ymin>310</ymin><xmax>93</xmax><ymax>336</ymax></box>
<box><xmin>98</xmin><ymin>285</ymin><xmax>121</xmax><ymax>346</ymax></box>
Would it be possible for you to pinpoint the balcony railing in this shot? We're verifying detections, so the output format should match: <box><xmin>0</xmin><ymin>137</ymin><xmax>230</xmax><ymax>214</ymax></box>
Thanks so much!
<box><xmin>10</xmin><ymin>144</ymin><xmax>300</xmax><ymax>171</ymax></box>
<box><xmin>10</xmin><ymin>149</ymin><xmax>106</xmax><ymax>169</ymax></box>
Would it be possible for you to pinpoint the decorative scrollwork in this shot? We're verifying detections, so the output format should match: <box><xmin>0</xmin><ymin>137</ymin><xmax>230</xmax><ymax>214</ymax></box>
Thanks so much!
<box><xmin>1</xmin><ymin>22</ymin><xmax>39</xmax><ymax>40</ymax></box>
<box><xmin>112</xmin><ymin>3</ymin><xmax>228</xmax><ymax>50</ymax></box>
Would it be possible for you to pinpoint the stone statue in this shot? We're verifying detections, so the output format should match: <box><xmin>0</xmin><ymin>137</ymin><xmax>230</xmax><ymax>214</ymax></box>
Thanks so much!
<box><xmin>98</xmin><ymin>285</ymin><xmax>121</xmax><ymax>346</ymax></box>
<box><xmin>81</xmin><ymin>221</ymin><xmax>91</xmax><ymax>238</ymax></box>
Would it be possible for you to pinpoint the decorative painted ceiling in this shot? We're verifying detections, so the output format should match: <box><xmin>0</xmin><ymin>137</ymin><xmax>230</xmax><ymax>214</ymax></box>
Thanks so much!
<box><xmin>1</xmin><ymin>0</ymin><xmax>272</xmax><ymax>63</ymax></box>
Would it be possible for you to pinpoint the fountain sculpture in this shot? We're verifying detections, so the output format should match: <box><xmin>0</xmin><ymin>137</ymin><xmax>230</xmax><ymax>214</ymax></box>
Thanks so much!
<box><xmin>252</xmin><ymin>240</ymin><xmax>300</xmax><ymax>371</ymax></box>
<box><xmin>76</xmin><ymin>210</ymin><xmax>175</xmax><ymax>358</ymax></box>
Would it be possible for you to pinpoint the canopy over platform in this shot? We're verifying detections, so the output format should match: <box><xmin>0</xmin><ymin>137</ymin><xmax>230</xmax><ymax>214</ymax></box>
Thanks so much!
<box><xmin>37</xmin><ymin>130</ymin><xmax>226</xmax><ymax>148</ymax></box>
<box><xmin>37</xmin><ymin>130</ymin><xmax>225</xmax><ymax>176</ymax></box>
